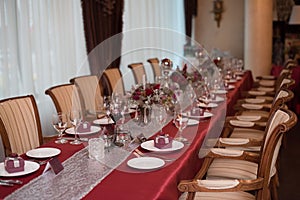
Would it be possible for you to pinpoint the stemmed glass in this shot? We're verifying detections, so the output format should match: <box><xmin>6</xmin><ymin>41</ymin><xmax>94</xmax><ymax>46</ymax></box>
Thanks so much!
<box><xmin>52</xmin><ymin>112</ymin><xmax>68</xmax><ymax>144</ymax></box>
<box><xmin>69</xmin><ymin>110</ymin><xmax>82</xmax><ymax>145</ymax></box>
<box><xmin>174</xmin><ymin>110</ymin><xmax>189</xmax><ymax>142</ymax></box>
<box><xmin>155</xmin><ymin>106</ymin><xmax>167</xmax><ymax>135</ymax></box>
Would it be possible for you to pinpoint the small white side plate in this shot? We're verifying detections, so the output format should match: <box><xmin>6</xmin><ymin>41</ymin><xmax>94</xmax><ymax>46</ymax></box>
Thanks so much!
<box><xmin>0</xmin><ymin>161</ymin><xmax>40</xmax><ymax>177</ymax></box>
<box><xmin>212</xmin><ymin>90</ymin><xmax>228</xmax><ymax>94</ymax></box>
<box><xmin>127</xmin><ymin>157</ymin><xmax>165</xmax><ymax>170</ymax></box>
<box><xmin>188</xmin><ymin>119</ymin><xmax>200</xmax><ymax>125</ymax></box>
<box><xmin>93</xmin><ymin>118</ymin><xmax>115</xmax><ymax>125</ymax></box>
<box><xmin>197</xmin><ymin>102</ymin><xmax>218</xmax><ymax>108</ymax></box>
<box><xmin>26</xmin><ymin>147</ymin><xmax>61</xmax><ymax>158</ymax></box>
<box><xmin>65</xmin><ymin>126</ymin><xmax>101</xmax><ymax>135</ymax></box>
<box><xmin>141</xmin><ymin>140</ymin><xmax>184</xmax><ymax>152</ymax></box>
<box><xmin>189</xmin><ymin>112</ymin><xmax>213</xmax><ymax>119</ymax></box>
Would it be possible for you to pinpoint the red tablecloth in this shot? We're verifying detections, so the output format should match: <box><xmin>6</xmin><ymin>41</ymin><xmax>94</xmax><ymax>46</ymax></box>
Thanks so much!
<box><xmin>271</xmin><ymin>65</ymin><xmax>300</xmax><ymax>115</ymax></box>
<box><xmin>0</xmin><ymin>71</ymin><xmax>253</xmax><ymax>200</ymax></box>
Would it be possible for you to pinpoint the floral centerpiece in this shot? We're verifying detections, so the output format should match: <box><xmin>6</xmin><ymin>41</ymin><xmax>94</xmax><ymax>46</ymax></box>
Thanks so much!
<box><xmin>131</xmin><ymin>83</ymin><xmax>177</xmax><ymax>109</ymax></box>
<box><xmin>130</xmin><ymin>83</ymin><xmax>177</xmax><ymax>125</ymax></box>
<box><xmin>170</xmin><ymin>64</ymin><xmax>202</xmax><ymax>90</ymax></box>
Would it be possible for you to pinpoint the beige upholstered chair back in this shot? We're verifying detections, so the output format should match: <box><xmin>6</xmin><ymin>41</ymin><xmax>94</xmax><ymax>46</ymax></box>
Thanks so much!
<box><xmin>147</xmin><ymin>58</ymin><xmax>161</xmax><ymax>79</ymax></box>
<box><xmin>128</xmin><ymin>62</ymin><xmax>146</xmax><ymax>85</ymax></box>
<box><xmin>103</xmin><ymin>68</ymin><xmax>125</xmax><ymax>95</ymax></box>
<box><xmin>45</xmin><ymin>83</ymin><xmax>82</xmax><ymax>115</ymax></box>
<box><xmin>275</xmin><ymin>69</ymin><xmax>292</xmax><ymax>92</ymax></box>
<box><xmin>258</xmin><ymin>108</ymin><xmax>297</xmax><ymax>191</ymax></box>
<box><xmin>0</xmin><ymin>95</ymin><xmax>43</xmax><ymax>155</ymax></box>
<box><xmin>70</xmin><ymin>75</ymin><xmax>103</xmax><ymax>113</ymax></box>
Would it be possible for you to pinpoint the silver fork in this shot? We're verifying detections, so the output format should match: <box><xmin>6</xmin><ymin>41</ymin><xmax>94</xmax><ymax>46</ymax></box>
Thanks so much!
<box><xmin>134</xmin><ymin>149</ymin><xmax>174</xmax><ymax>162</ymax></box>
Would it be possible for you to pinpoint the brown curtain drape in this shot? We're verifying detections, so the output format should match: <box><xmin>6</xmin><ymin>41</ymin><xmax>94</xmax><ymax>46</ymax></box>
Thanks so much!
<box><xmin>184</xmin><ymin>0</ymin><xmax>197</xmax><ymax>45</ymax></box>
<box><xmin>81</xmin><ymin>0</ymin><xmax>124</xmax><ymax>75</ymax></box>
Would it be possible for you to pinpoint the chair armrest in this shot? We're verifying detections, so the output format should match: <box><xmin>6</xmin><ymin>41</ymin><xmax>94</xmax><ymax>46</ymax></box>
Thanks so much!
<box><xmin>178</xmin><ymin>178</ymin><xmax>264</xmax><ymax>193</ymax></box>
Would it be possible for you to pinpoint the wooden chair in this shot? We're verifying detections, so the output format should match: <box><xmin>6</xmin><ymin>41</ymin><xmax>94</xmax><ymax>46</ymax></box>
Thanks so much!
<box><xmin>45</xmin><ymin>83</ymin><xmax>82</xmax><ymax>115</ymax></box>
<box><xmin>102</xmin><ymin>68</ymin><xmax>125</xmax><ymax>96</ymax></box>
<box><xmin>147</xmin><ymin>58</ymin><xmax>161</xmax><ymax>80</ymax></box>
<box><xmin>247</xmin><ymin>69</ymin><xmax>293</xmax><ymax>99</ymax></box>
<box><xmin>221</xmin><ymin>89</ymin><xmax>294</xmax><ymax>143</ymax></box>
<box><xmin>0</xmin><ymin>95</ymin><xmax>43</xmax><ymax>155</ymax></box>
<box><xmin>128</xmin><ymin>62</ymin><xmax>146</xmax><ymax>85</ymax></box>
<box><xmin>178</xmin><ymin>108</ymin><xmax>297</xmax><ymax>200</ymax></box>
<box><xmin>70</xmin><ymin>75</ymin><xmax>103</xmax><ymax>116</ymax></box>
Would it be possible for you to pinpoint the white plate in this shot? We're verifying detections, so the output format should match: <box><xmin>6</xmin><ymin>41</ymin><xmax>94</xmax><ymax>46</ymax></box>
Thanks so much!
<box><xmin>0</xmin><ymin>161</ymin><xmax>40</xmax><ymax>177</ymax></box>
<box><xmin>226</xmin><ymin>79</ymin><xmax>237</xmax><ymax>83</ymax></box>
<box><xmin>125</xmin><ymin>108</ymin><xmax>136</xmax><ymax>114</ymax></box>
<box><xmin>188</xmin><ymin>119</ymin><xmax>200</xmax><ymax>125</ymax></box>
<box><xmin>65</xmin><ymin>126</ymin><xmax>101</xmax><ymax>135</ymax></box>
<box><xmin>26</xmin><ymin>147</ymin><xmax>61</xmax><ymax>158</ymax></box>
<box><xmin>141</xmin><ymin>140</ymin><xmax>184</xmax><ymax>152</ymax></box>
<box><xmin>197</xmin><ymin>102</ymin><xmax>218</xmax><ymax>108</ymax></box>
<box><xmin>212</xmin><ymin>90</ymin><xmax>227</xmax><ymax>94</ymax></box>
<box><xmin>235</xmin><ymin>71</ymin><xmax>245</xmax><ymax>76</ymax></box>
<box><xmin>236</xmin><ymin>76</ymin><xmax>243</xmax><ymax>80</ymax></box>
<box><xmin>127</xmin><ymin>157</ymin><xmax>165</xmax><ymax>170</ymax></box>
<box><xmin>93</xmin><ymin>118</ymin><xmax>115</xmax><ymax>125</ymax></box>
<box><xmin>199</xmin><ymin>96</ymin><xmax>224</xmax><ymax>103</ymax></box>
<box><xmin>226</xmin><ymin>85</ymin><xmax>235</xmax><ymax>90</ymax></box>
<box><xmin>189</xmin><ymin>112</ymin><xmax>213</xmax><ymax>119</ymax></box>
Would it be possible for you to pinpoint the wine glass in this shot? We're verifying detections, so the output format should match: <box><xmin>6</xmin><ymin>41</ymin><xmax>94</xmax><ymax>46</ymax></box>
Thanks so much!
<box><xmin>52</xmin><ymin>112</ymin><xmax>68</xmax><ymax>144</ymax></box>
<box><xmin>69</xmin><ymin>110</ymin><xmax>82</xmax><ymax>145</ymax></box>
<box><xmin>174</xmin><ymin>110</ymin><xmax>189</xmax><ymax>142</ymax></box>
<box><xmin>155</xmin><ymin>106</ymin><xmax>167</xmax><ymax>135</ymax></box>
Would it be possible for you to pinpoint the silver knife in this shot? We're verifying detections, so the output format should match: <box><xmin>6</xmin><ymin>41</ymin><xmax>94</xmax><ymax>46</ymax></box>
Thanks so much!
<box><xmin>0</xmin><ymin>181</ymin><xmax>14</xmax><ymax>186</ymax></box>
<box><xmin>61</xmin><ymin>137</ymin><xmax>88</xmax><ymax>142</ymax></box>
<box><xmin>0</xmin><ymin>179</ymin><xmax>23</xmax><ymax>185</ymax></box>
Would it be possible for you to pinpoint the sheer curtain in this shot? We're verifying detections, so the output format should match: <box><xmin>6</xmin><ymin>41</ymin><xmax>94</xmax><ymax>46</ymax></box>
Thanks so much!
<box><xmin>0</xmin><ymin>0</ymin><xmax>89</xmax><ymax>136</ymax></box>
<box><xmin>120</xmin><ymin>0</ymin><xmax>186</xmax><ymax>89</ymax></box>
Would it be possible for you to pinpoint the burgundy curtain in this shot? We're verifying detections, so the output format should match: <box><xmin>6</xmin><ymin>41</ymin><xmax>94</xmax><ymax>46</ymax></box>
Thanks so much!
<box><xmin>81</xmin><ymin>0</ymin><xmax>124</xmax><ymax>75</ymax></box>
<box><xmin>184</xmin><ymin>0</ymin><xmax>197</xmax><ymax>45</ymax></box>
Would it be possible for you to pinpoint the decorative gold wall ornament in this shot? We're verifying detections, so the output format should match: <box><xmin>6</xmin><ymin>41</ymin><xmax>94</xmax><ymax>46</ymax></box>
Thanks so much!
<box><xmin>212</xmin><ymin>0</ymin><xmax>224</xmax><ymax>28</ymax></box>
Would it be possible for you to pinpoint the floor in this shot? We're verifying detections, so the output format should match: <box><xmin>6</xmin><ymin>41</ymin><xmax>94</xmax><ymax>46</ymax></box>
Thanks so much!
<box><xmin>278</xmin><ymin>116</ymin><xmax>300</xmax><ymax>200</ymax></box>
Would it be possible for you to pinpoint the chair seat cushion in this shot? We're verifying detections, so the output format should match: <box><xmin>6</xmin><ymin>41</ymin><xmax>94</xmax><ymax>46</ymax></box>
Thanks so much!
<box><xmin>240</xmin><ymin>110</ymin><xmax>270</xmax><ymax>118</ymax></box>
<box><xmin>179</xmin><ymin>191</ymin><xmax>255</xmax><ymax>200</ymax></box>
<box><xmin>206</xmin><ymin>158</ymin><xmax>258</xmax><ymax>180</ymax></box>
<box><xmin>230</xmin><ymin>128</ymin><xmax>265</xmax><ymax>141</ymax></box>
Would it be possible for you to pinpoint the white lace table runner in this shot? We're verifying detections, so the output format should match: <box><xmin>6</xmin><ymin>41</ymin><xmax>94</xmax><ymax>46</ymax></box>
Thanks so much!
<box><xmin>5</xmin><ymin>119</ymin><xmax>166</xmax><ymax>200</ymax></box>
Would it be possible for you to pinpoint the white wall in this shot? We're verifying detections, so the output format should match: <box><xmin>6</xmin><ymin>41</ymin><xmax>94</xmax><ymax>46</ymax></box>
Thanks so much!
<box><xmin>194</xmin><ymin>0</ymin><xmax>245</xmax><ymax>59</ymax></box>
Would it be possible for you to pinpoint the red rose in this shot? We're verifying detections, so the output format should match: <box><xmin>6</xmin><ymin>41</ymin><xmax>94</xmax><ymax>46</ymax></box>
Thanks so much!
<box><xmin>145</xmin><ymin>88</ymin><xmax>153</xmax><ymax>96</ymax></box>
<box><xmin>153</xmin><ymin>84</ymin><xmax>160</xmax><ymax>90</ymax></box>
<box><xmin>132</xmin><ymin>95</ymin><xmax>140</xmax><ymax>100</ymax></box>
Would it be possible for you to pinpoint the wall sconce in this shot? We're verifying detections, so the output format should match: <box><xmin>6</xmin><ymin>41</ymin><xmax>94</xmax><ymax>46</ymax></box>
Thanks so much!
<box><xmin>212</xmin><ymin>0</ymin><xmax>224</xmax><ymax>28</ymax></box>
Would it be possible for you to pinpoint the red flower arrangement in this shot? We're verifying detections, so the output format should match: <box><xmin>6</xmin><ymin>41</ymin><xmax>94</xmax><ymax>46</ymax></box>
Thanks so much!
<box><xmin>131</xmin><ymin>83</ymin><xmax>177</xmax><ymax>108</ymax></box>
<box><xmin>170</xmin><ymin>64</ymin><xmax>202</xmax><ymax>89</ymax></box>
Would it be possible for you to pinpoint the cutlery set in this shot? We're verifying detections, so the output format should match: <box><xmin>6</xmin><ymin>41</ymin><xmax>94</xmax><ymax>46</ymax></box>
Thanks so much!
<box><xmin>133</xmin><ymin>149</ymin><xmax>174</xmax><ymax>162</ymax></box>
<box><xmin>0</xmin><ymin>179</ymin><xmax>22</xmax><ymax>187</ymax></box>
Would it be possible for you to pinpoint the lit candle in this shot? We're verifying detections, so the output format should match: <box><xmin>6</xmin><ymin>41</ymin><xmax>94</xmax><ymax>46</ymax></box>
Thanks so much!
<box><xmin>142</xmin><ymin>74</ymin><xmax>146</xmax><ymax>89</ymax></box>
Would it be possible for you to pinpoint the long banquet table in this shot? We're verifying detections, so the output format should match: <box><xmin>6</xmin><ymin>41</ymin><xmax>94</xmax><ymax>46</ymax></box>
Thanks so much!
<box><xmin>0</xmin><ymin>71</ymin><xmax>253</xmax><ymax>200</ymax></box>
